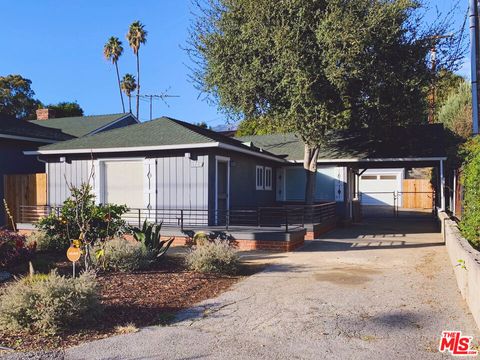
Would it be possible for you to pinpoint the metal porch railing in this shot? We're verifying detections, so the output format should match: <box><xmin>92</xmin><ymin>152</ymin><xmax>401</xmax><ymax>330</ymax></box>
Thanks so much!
<box><xmin>19</xmin><ymin>202</ymin><xmax>337</xmax><ymax>233</ymax></box>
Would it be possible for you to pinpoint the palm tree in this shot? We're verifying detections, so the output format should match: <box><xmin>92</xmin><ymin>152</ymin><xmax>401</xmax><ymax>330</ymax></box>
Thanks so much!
<box><xmin>104</xmin><ymin>36</ymin><xmax>125</xmax><ymax>113</ymax></box>
<box><xmin>121</xmin><ymin>74</ymin><xmax>137</xmax><ymax>113</ymax></box>
<box><xmin>127</xmin><ymin>21</ymin><xmax>147</xmax><ymax>119</ymax></box>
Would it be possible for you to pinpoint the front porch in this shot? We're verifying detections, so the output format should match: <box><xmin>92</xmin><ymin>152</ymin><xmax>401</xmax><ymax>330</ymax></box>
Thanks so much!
<box><xmin>17</xmin><ymin>202</ymin><xmax>337</xmax><ymax>251</ymax></box>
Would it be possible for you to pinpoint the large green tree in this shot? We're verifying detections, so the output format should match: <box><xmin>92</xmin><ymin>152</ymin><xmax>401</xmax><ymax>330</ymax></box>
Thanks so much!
<box><xmin>190</xmin><ymin>0</ymin><xmax>462</xmax><ymax>203</ymax></box>
<box><xmin>44</xmin><ymin>101</ymin><xmax>84</xmax><ymax>118</ymax></box>
<box><xmin>0</xmin><ymin>75</ymin><xmax>40</xmax><ymax>120</ymax></box>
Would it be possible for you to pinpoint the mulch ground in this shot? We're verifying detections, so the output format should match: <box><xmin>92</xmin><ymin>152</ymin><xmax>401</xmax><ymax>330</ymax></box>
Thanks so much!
<box><xmin>0</xmin><ymin>254</ymin><xmax>258</xmax><ymax>352</ymax></box>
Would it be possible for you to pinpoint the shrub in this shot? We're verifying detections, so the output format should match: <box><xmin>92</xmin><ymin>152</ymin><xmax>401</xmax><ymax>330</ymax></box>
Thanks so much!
<box><xmin>93</xmin><ymin>238</ymin><xmax>153</xmax><ymax>272</ymax></box>
<box><xmin>131</xmin><ymin>220</ymin><xmax>174</xmax><ymax>259</ymax></box>
<box><xmin>0</xmin><ymin>230</ymin><xmax>34</xmax><ymax>270</ymax></box>
<box><xmin>192</xmin><ymin>232</ymin><xmax>209</xmax><ymax>246</ymax></box>
<box><xmin>186</xmin><ymin>240</ymin><xmax>239</xmax><ymax>275</ymax></box>
<box><xmin>26</xmin><ymin>230</ymin><xmax>69</xmax><ymax>252</ymax></box>
<box><xmin>460</xmin><ymin>136</ymin><xmax>480</xmax><ymax>247</ymax></box>
<box><xmin>37</xmin><ymin>184</ymin><xmax>129</xmax><ymax>244</ymax></box>
<box><xmin>0</xmin><ymin>271</ymin><xmax>100</xmax><ymax>335</ymax></box>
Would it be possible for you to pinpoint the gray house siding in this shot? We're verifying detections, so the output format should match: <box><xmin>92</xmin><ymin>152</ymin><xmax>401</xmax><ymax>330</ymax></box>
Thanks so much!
<box><xmin>47</xmin><ymin>159</ymin><xmax>93</xmax><ymax>206</ymax></box>
<box><xmin>41</xmin><ymin>148</ymin><xmax>282</xmax><ymax>227</ymax></box>
<box><xmin>155</xmin><ymin>154</ymin><xmax>209</xmax><ymax>210</ymax></box>
<box><xmin>208</xmin><ymin>150</ymin><xmax>278</xmax><ymax>210</ymax></box>
<box><xmin>0</xmin><ymin>139</ymin><xmax>47</xmax><ymax>225</ymax></box>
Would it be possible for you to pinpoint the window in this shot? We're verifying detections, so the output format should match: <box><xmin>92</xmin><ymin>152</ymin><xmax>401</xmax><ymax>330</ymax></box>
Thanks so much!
<box><xmin>256</xmin><ymin>166</ymin><xmax>272</xmax><ymax>191</ymax></box>
<box><xmin>361</xmin><ymin>175</ymin><xmax>377</xmax><ymax>180</ymax></box>
<box><xmin>102</xmin><ymin>161</ymin><xmax>144</xmax><ymax>208</ymax></box>
<box><xmin>256</xmin><ymin>166</ymin><xmax>264</xmax><ymax>190</ymax></box>
<box><xmin>380</xmin><ymin>175</ymin><xmax>397</xmax><ymax>180</ymax></box>
<box><xmin>265</xmin><ymin>167</ymin><xmax>272</xmax><ymax>190</ymax></box>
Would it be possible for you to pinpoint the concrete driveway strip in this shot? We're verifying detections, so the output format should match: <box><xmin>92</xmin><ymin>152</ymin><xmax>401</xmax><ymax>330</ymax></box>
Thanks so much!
<box><xmin>6</xmin><ymin>217</ymin><xmax>479</xmax><ymax>360</ymax></box>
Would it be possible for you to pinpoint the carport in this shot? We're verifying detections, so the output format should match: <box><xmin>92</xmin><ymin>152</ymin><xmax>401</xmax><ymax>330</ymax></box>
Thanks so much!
<box><xmin>315</xmin><ymin>124</ymin><xmax>447</xmax><ymax>220</ymax></box>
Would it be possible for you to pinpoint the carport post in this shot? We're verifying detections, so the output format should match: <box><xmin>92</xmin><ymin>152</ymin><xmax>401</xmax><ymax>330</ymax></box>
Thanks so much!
<box><xmin>440</xmin><ymin>160</ymin><xmax>445</xmax><ymax>211</ymax></box>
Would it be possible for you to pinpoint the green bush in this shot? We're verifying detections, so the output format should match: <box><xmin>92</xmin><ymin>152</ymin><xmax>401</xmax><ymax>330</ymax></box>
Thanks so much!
<box><xmin>36</xmin><ymin>184</ymin><xmax>129</xmax><ymax>244</ymax></box>
<box><xmin>26</xmin><ymin>230</ymin><xmax>69</xmax><ymax>252</ymax></box>
<box><xmin>186</xmin><ymin>240</ymin><xmax>239</xmax><ymax>274</ymax></box>
<box><xmin>93</xmin><ymin>238</ymin><xmax>153</xmax><ymax>272</ymax></box>
<box><xmin>460</xmin><ymin>136</ymin><xmax>480</xmax><ymax>247</ymax></box>
<box><xmin>131</xmin><ymin>220</ymin><xmax>174</xmax><ymax>259</ymax></box>
<box><xmin>0</xmin><ymin>271</ymin><xmax>100</xmax><ymax>335</ymax></box>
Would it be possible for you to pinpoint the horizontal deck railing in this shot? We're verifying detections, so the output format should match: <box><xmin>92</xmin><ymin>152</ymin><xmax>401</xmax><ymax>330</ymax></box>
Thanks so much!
<box><xmin>19</xmin><ymin>202</ymin><xmax>337</xmax><ymax>233</ymax></box>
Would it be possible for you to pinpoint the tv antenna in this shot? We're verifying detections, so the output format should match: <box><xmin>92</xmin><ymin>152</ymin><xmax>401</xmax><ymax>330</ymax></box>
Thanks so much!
<box><xmin>138</xmin><ymin>89</ymin><xmax>180</xmax><ymax>120</ymax></box>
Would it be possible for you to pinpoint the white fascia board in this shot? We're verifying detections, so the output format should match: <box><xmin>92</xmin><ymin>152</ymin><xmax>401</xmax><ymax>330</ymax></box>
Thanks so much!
<box><xmin>289</xmin><ymin>157</ymin><xmax>447</xmax><ymax>163</ymax></box>
<box><xmin>87</xmin><ymin>114</ymin><xmax>139</xmax><ymax>136</ymax></box>
<box><xmin>218</xmin><ymin>143</ymin><xmax>286</xmax><ymax>163</ymax></box>
<box><xmin>0</xmin><ymin>133</ymin><xmax>58</xmax><ymax>144</ymax></box>
<box><xmin>24</xmin><ymin>142</ymin><xmax>220</xmax><ymax>155</ymax></box>
<box><xmin>25</xmin><ymin>141</ymin><xmax>287</xmax><ymax>162</ymax></box>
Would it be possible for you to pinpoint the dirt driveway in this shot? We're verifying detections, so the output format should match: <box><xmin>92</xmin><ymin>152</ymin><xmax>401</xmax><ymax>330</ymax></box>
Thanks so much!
<box><xmin>11</xmin><ymin>216</ymin><xmax>480</xmax><ymax>359</ymax></box>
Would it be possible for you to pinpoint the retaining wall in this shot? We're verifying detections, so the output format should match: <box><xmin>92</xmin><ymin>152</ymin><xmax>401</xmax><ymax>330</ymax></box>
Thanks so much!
<box><xmin>439</xmin><ymin>211</ymin><xmax>480</xmax><ymax>329</ymax></box>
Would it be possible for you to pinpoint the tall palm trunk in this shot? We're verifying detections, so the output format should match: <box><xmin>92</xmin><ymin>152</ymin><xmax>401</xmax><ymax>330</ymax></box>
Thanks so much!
<box><xmin>136</xmin><ymin>52</ymin><xmax>140</xmax><ymax>119</ymax></box>
<box><xmin>115</xmin><ymin>62</ymin><xmax>125</xmax><ymax>113</ymax></box>
<box><xmin>128</xmin><ymin>95</ymin><xmax>132</xmax><ymax>113</ymax></box>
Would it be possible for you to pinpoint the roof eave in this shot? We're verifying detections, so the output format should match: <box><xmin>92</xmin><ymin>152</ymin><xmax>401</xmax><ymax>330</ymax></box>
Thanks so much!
<box><xmin>86</xmin><ymin>113</ymin><xmax>139</xmax><ymax>136</ymax></box>
<box><xmin>25</xmin><ymin>141</ymin><xmax>287</xmax><ymax>162</ymax></box>
<box><xmin>0</xmin><ymin>133</ymin><xmax>59</xmax><ymax>144</ymax></box>
<box><xmin>289</xmin><ymin>157</ymin><xmax>448</xmax><ymax>163</ymax></box>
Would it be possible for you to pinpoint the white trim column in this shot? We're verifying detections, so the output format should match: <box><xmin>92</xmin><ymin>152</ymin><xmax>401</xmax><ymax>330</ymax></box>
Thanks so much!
<box><xmin>440</xmin><ymin>159</ymin><xmax>445</xmax><ymax>211</ymax></box>
<box><xmin>143</xmin><ymin>158</ymin><xmax>157</xmax><ymax>222</ymax></box>
<box><xmin>93</xmin><ymin>159</ymin><xmax>101</xmax><ymax>205</ymax></box>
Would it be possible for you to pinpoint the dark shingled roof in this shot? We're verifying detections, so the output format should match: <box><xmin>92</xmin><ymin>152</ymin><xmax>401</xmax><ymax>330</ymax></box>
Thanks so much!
<box><xmin>29</xmin><ymin>113</ymin><xmax>131</xmax><ymax>137</ymax></box>
<box><xmin>0</xmin><ymin>115</ymin><xmax>74</xmax><ymax>142</ymax></box>
<box><xmin>37</xmin><ymin>117</ymin><xmax>284</xmax><ymax>160</ymax></box>
<box><xmin>237</xmin><ymin>124</ymin><xmax>447</xmax><ymax>161</ymax></box>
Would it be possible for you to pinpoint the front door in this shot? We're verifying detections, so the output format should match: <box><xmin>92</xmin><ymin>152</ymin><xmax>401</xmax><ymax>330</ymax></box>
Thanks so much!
<box><xmin>216</xmin><ymin>159</ymin><xmax>229</xmax><ymax>225</ymax></box>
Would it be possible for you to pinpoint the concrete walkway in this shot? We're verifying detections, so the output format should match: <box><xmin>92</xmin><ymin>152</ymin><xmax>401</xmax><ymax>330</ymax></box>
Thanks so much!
<box><xmin>10</xmin><ymin>216</ymin><xmax>480</xmax><ymax>359</ymax></box>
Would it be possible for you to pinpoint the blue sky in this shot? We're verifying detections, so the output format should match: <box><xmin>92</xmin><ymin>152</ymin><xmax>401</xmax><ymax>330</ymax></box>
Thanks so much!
<box><xmin>1</xmin><ymin>0</ymin><xmax>470</xmax><ymax>127</ymax></box>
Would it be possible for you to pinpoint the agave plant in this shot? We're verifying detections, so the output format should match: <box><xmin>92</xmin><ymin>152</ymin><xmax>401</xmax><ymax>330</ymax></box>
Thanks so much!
<box><xmin>132</xmin><ymin>220</ymin><xmax>173</xmax><ymax>259</ymax></box>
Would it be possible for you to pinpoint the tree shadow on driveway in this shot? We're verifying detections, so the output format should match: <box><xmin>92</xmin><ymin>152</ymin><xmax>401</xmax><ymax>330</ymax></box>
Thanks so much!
<box><xmin>300</xmin><ymin>239</ymin><xmax>444</xmax><ymax>252</ymax></box>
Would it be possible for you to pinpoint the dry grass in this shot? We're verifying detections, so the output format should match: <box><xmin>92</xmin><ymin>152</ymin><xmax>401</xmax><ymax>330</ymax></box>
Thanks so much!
<box><xmin>114</xmin><ymin>323</ymin><xmax>139</xmax><ymax>334</ymax></box>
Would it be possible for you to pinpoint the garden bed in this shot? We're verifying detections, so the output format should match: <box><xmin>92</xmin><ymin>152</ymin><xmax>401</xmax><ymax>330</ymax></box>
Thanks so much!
<box><xmin>0</xmin><ymin>255</ymin><xmax>257</xmax><ymax>352</ymax></box>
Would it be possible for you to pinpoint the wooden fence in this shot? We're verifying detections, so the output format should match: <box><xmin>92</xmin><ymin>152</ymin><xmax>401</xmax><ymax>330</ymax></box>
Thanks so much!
<box><xmin>401</xmin><ymin>179</ymin><xmax>434</xmax><ymax>209</ymax></box>
<box><xmin>3</xmin><ymin>173</ymin><xmax>47</xmax><ymax>226</ymax></box>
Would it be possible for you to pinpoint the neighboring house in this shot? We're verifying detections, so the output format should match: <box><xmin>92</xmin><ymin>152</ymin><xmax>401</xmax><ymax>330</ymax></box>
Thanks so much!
<box><xmin>0</xmin><ymin>110</ymin><xmax>138</xmax><ymax>226</ymax></box>
<box><xmin>0</xmin><ymin>114</ymin><xmax>73</xmax><ymax>225</ymax></box>
<box><xmin>26</xmin><ymin>117</ymin><xmax>284</xmax><ymax>226</ymax></box>
<box><xmin>29</xmin><ymin>110</ymin><xmax>138</xmax><ymax>137</ymax></box>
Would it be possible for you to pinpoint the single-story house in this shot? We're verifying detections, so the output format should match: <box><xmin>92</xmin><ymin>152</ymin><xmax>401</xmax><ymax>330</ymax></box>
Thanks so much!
<box><xmin>21</xmin><ymin>118</ymin><xmax>447</xmax><ymax>250</ymax></box>
<box><xmin>25</xmin><ymin>117</ymin><xmax>284</xmax><ymax>227</ymax></box>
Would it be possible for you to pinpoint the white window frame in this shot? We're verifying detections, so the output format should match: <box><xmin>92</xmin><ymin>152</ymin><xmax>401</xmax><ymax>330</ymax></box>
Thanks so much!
<box><xmin>264</xmin><ymin>167</ymin><xmax>272</xmax><ymax>190</ymax></box>
<box><xmin>215</xmin><ymin>156</ymin><xmax>231</xmax><ymax>224</ymax></box>
<box><xmin>256</xmin><ymin>165</ymin><xmax>264</xmax><ymax>190</ymax></box>
<box><xmin>97</xmin><ymin>157</ymin><xmax>146</xmax><ymax>206</ymax></box>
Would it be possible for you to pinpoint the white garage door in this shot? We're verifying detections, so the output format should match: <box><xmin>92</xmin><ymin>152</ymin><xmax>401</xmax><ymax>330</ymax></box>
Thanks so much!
<box><xmin>359</xmin><ymin>174</ymin><xmax>399</xmax><ymax>206</ymax></box>
<box><xmin>102</xmin><ymin>161</ymin><xmax>144</xmax><ymax>208</ymax></box>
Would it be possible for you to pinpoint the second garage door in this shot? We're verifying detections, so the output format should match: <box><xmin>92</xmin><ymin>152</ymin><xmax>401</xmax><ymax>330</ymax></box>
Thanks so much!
<box><xmin>359</xmin><ymin>170</ymin><xmax>403</xmax><ymax>206</ymax></box>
